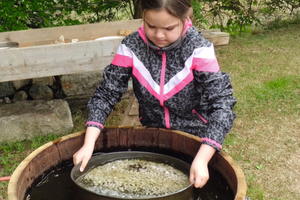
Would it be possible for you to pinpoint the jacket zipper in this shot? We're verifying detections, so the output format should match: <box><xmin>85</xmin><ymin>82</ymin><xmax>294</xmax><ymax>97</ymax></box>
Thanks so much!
<box><xmin>160</xmin><ymin>51</ymin><xmax>170</xmax><ymax>129</ymax></box>
<box><xmin>192</xmin><ymin>109</ymin><xmax>207</xmax><ymax>124</ymax></box>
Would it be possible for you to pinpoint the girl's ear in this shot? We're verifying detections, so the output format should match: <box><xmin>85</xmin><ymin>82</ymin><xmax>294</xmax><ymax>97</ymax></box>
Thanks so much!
<box><xmin>187</xmin><ymin>7</ymin><xmax>193</xmax><ymax>18</ymax></box>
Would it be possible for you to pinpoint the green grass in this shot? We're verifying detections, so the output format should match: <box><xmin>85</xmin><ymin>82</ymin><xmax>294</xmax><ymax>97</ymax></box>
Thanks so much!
<box><xmin>218</xmin><ymin>23</ymin><xmax>300</xmax><ymax>199</ymax></box>
<box><xmin>0</xmin><ymin>134</ymin><xmax>62</xmax><ymax>176</ymax></box>
<box><xmin>236</xmin><ymin>76</ymin><xmax>300</xmax><ymax>118</ymax></box>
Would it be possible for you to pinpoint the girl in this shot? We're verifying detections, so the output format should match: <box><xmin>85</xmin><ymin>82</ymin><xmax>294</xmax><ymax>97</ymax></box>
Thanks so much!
<box><xmin>73</xmin><ymin>0</ymin><xmax>236</xmax><ymax>188</ymax></box>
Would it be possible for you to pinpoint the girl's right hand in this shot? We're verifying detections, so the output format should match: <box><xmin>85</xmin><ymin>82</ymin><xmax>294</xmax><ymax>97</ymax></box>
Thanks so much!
<box><xmin>73</xmin><ymin>144</ymin><xmax>94</xmax><ymax>172</ymax></box>
<box><xmin>73</xmin><ymin>127</ymin><xmax>101</xmax><ymax>172</ymax></box>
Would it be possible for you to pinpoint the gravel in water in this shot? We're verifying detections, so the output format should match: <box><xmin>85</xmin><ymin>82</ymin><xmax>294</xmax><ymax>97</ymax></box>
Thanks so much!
<box><xmin>77</xmin><ymin>159</ymin><xmax>190</xmax><ymax>198</ymax></box>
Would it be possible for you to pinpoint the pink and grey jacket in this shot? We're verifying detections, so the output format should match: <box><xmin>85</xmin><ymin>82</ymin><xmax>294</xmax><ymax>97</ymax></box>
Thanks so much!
<box><xmin>86</xmin><ymin>19</ymin><xmax>236</xmax><ymax>151</ymax></box>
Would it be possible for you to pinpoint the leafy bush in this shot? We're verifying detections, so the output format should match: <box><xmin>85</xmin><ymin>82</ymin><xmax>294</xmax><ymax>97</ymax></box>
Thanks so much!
<box><xmin>195</xmin><ymin>0</ymin><xmax>300</xmax><ymax>34</ymax></box>
<box><xmin>1</xmin><ymin>0</ymin><xmax>299</xmax><ymax>34</ymax></box>
<box><xmin>0</xmin><ymin>0</ymin><xmax>135</xmax><ymax>32</ymax></box>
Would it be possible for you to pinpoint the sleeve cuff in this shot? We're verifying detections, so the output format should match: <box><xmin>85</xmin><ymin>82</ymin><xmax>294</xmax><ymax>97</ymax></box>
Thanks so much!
<box><xmin>201</xmin><ymin>137</ymin><xmax>223</xmax><ymax>152</ymax></box>
<box><xmin>85</xmin><ymin>121</ymin><xmax>104</xmax><ymax>131</ymax></box>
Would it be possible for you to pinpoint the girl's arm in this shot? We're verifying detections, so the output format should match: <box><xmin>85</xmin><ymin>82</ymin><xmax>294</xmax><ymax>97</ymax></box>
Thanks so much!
<box><xmin>189</xmin><ymin>144</ymin><xmax>216</xmax><ymax>188</ymax></box>
<box><xmin>73</xmin><ymin>127</ymin><xmax>100</xmax><ymax>172</ymax></box>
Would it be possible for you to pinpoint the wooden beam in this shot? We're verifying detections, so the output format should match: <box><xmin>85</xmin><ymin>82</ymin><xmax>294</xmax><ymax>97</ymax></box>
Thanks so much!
<box><xmin>0</xmin><ymin>19</ymin><xmax>143</xmax><ymax>48</ymax></box>
<box><xmin>202</xmin><ymin>31</ymin><xmax>230</xmax><ymax>46</ymax></box>
<box><xmin>0</xmin><ymin>37</ymin><xmax>123</xmax><ymax>82</ymax></box>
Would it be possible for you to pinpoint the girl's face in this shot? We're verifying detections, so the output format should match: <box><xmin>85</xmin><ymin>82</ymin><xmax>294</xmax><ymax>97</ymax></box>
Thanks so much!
<box><xmin>144</xmin><ymin>9</ymin><xmax>185</xmax><ymax>48</ymax></box>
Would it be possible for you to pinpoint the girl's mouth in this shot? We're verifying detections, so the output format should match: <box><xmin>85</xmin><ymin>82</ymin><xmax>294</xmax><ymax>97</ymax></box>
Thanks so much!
<box><xmin>155</xmin><ymin>40</ymin><xmax>165</xmax><ymax>44</ymax></box>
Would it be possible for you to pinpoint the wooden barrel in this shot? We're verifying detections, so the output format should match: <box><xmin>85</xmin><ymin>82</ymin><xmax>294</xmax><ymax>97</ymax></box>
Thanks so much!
<box><xmin>7</xmin><ymin>127</ymin><xmax>247</xmax><ymax>200</ymax></box>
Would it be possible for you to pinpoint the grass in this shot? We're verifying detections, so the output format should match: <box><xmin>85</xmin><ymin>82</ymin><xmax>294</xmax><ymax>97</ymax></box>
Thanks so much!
<box><xmin>1</xmin><ymin>23</ymin><xmax>300</xmax><ymax>200</ymax></box>
<box><xmin>216</xmin><ymin>23</ymin><xmax>300</xmax><ymax>199</ymax></box>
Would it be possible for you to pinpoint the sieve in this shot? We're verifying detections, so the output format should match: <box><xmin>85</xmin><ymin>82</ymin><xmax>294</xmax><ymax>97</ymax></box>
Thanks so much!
<box><xmin>71</xmin><ymin>151</ymin><xmax>194</xmax><ymax>200</ymax></box>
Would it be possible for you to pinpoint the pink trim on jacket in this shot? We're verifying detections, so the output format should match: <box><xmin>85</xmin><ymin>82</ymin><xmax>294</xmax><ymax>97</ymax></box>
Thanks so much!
<box><xmin>193</xmin><ymin>58</ymin><xmax>220</xmax><ymax>72</ymax></box>
<box><xmin>192</xmin><ymin>45</ymin><xmax>220</xmax><ymax>72</ymax></box>
<box><xmin>160</xmin><ymin>52</ymin><xmax>170</xmax><ymax>129</ymax></box>
<box><xmin>160</xmin><ymin>52</ymin><xmax>167</xmax><ymax>106</ymax></box>
<box><xmin>201</xmin><ymin>138</ymin><xmax>222</xmax><ymax>150</ymax></box>
<box><xmin>192</xmin><ymin>109</ymin><xmax>207</xmax><ymax>124</ymax></box>
<box><xmin>85</xmin><ymin>121</ymin><xmax>104</xmax><ymax>129</ymax></box>
<box><xmin>112</xmin><ymin>54</ymin><xmax>133</xmax><ymax>67</ymax></box>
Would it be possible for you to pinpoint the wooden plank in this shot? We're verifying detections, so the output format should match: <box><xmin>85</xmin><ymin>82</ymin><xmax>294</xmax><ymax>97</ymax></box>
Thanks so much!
<box><xmin>202</xmin><ymin>31</ymin><xmax>230</xmax><ymax>46</ymax></box>
<box><xmin>128</xmin><ymin>97</ymin><xmax>139</xmax><ymax>116</ymax></box>
<box><xmin>0</xmin><ymin>37</ymin><xmax>123</xmax><ymax>82</ymax></box>
<box><xmin>0</xmin><ymin>19</ymin><xmax>143</xmax><ymax>48</ymax></box>
<box><xmin>119</xmin><ymin>95</ymin><xmax>140</xmax><ymax>127</ymax></box>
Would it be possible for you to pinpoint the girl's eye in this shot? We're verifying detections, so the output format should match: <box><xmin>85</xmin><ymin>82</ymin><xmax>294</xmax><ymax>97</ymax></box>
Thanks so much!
<box><xmin>166</xmin><ymin>27</ymin><xmax>174</xmax><ymax>31</ymax></box>
<box><xmin>148</xmin><ymin>25</ymin><xmax>155</xmax><ymax>29</ymax></box>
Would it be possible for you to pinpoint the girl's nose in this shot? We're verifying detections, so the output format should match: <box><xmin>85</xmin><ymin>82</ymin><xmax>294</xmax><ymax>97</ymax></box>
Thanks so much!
<box><xmin>155</xmin><ymin>29</ymin><xmax>164</xmax><ymax>38</ymax></box>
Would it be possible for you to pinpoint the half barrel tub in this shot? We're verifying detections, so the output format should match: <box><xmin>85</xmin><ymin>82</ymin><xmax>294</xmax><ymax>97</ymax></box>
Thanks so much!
<box><xmin>7</xmin><ymin>127</ymin><xmax>247</xmax><ymax>200</ymax></box>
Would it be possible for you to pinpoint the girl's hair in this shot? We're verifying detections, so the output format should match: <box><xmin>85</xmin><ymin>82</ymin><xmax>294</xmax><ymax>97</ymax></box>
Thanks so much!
<box><xmin>141</xmin><ymin>0</ymin><xmax>191</xmax><ymax>21</ymax></box>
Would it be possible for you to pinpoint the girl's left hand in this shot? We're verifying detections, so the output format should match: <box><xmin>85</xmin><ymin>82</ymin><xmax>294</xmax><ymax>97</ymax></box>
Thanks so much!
<box><xmin>189</xmin><ymin>143</ymin><xmax>216</xmax><ymax>188</ymax></box>
<box><xmin>189</xmin><ymin>157</ymin><xmax>209</xmax><ymax>188</ymax></box>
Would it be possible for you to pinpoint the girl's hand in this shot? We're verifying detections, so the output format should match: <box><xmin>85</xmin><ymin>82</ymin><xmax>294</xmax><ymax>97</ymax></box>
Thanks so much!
<box><xmin>189</xmin><ymin>143</ymin><xmax>216</xmax><ymax>188</ymax></box>
<box><xmin>73</xmin><ymin>127</ymin><xmax>101</xmax><ymax>172</ymax></box>
<box><xmin>73</xmin><ymin>145</ymin><xmax>94</xmax><ymax>172</ymax></box>
<box><xmin>189</xmin><ymin>157</ymin><xmax>209</xmax><ymax>188</ymax></box>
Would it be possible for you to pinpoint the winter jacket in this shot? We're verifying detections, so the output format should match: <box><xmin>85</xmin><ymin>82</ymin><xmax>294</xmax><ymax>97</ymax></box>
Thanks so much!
<box><xmin>86</xmin><ymin>19</ymin><xmax>236</xmax><ymax>151</ymax></box>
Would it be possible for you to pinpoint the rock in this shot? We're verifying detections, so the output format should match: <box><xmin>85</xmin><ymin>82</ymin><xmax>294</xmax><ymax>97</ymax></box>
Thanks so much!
<box><xmin>0</xmin><ymin>99</ymin><xmax>73</xmax><ymax>143</ymax></box>
<box><xmin>0</xmin><ymin>82</ymin><xmax>15</xmax><ymax>98</ymax></box>
<box><xmin>60</xmin><ymin>72</ymin><xmax>103</xmax><ymax>97</ymax></box>
<box><xmin>4</xmin><ymin>97</ymin><xmax>11</xmax><ymax>103</ymax></box>
<box><xmin>61</xmin><ymin>73</ymin><xmax>133</xmax><ymax>109</ymax></box>
<box><xmin>32</xmin><ymin>77</ymin><xmax>54</xmax><ymax>86</ymax></box>
<box><xmin>29</xmin><ymin>85</ymin><xmax>53</xmax><ymax>100</ymax></box>
<box><xmin>13</xmin><ymin>91</ymin><xmax>28</xmax><ymax>102</ymax></box>
<box><xmin>11</xmin><ymin>79</ymin><xmax>31</xmax><ymax>90</ymax></box>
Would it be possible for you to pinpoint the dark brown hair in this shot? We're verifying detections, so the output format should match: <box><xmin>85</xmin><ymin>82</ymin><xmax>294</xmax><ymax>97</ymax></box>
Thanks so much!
<box><xmin>141</xmin><ymin>0</ymin><xmax>191</xmax><ymax>21</ymax></box>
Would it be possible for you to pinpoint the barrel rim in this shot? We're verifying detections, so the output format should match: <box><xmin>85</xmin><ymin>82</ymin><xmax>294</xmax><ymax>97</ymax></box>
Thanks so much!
<box><xmin>7</xmin><ymin>130</ymin><xmax>85</xmax><ymax>200</ymax></box>
<box><xmin>8</xmin><ymin>127</ymin><xmax>247</xmax><ymax>200</ymax></box>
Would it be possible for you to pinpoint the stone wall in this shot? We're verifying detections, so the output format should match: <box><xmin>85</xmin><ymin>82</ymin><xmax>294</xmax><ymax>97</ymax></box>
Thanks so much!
<box><xmin>0</xmin><ymin>71</ymin><xmax>132</xmax><ymax>108</ymax></box>
<box><xmin>0</xmin><ymin>72</ymin><xmax>133</xmax><ymax>143</ymax></box>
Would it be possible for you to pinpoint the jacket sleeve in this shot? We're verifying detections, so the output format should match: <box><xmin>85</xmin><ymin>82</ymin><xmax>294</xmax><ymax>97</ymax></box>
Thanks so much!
<box><xmin>193</xmin><ymin>43</ymin><xmax>237</xmax><ymax>151</ymax></box>
<box><xmin>86</xmin><ymin>50</ymin><xmax>133</xmax><ymax>131</ymax></box>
